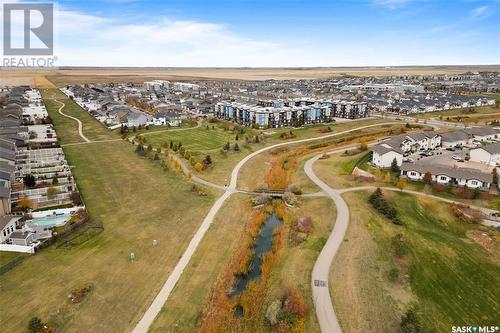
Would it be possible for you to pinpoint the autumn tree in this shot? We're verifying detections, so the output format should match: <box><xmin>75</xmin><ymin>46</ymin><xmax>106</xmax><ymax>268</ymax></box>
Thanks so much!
<box><xmin>17</xmin><ymin>197</ymin><xmax>33</xmax><ymax>211</ymax></box>
<box><xmin>422</xmin><ymin>172</ymin><xmax>432</xmax><ymax>184</ymax></box>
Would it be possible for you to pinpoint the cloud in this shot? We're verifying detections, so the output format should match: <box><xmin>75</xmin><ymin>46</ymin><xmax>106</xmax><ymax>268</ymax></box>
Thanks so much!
<box><xmin>370</xmin><ymin>0</ymin><xmax>411</xmax><ymax>9</ymax></box>
<box><xmin>0</xmin><ymin>3</ymin><xmax>299</xmax><ymax>66</ymax></box>
<box><xmin>470</xmin><ymin>5</ymin><xmax>492</xmax><ymax>19</ymax></box>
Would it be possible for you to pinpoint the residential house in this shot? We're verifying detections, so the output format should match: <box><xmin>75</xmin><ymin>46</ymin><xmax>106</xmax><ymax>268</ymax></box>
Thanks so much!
<box><xmin>371</xmin><ymin>131</ymin><xmax>441</xmax><ymax>168</ymax></box>
<box><xmin>401</xmin><ymin>163</ymin><xmax>492</xmax><ymax>190</ymax></box>
<box><xmin>0</xmin><ymin>215</ymin><xmax>21</xmax><ymax>243</ymax></box>
<box><xmin>469</xmin><ymin>143</ymin><xmax>500</xmax><ymax>166</ymax></box>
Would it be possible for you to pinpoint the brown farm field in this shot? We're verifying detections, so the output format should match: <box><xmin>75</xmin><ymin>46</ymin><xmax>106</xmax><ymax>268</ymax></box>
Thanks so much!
<box><xmin>2</xmin><ymin>65</ymin><xmax>500</xmax><ymax>87</ymax></box>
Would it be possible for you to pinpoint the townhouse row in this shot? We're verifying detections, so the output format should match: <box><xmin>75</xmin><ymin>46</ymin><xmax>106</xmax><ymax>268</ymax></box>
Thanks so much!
<box><xmin>1</xmin><ymin>87</ymin><xmax>85</xmax><ymax>253</ymax></box>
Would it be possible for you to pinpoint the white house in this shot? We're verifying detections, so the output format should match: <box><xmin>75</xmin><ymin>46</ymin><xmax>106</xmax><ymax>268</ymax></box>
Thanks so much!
<box><xmin>371</xmin><ymin>144</ymin><xmax>403</xmax><ymax>168</ymax></box>
<box><xmin>440</xmin><ymin>131</ymin><xmax>470</xmax><ymax>148</ymax></box>
<box><xmin>400</xmin><ymin>163</ymin><xmax>492</xmax><ymax>190</ymax></box>
<box><xmin>469</xmin><ymin>143</ymin><xmax>500</xmax><ymax>166</ymax></box>
<box><xmin>371</xmin><ymin>130</ymin><xmax>441</xmax><ymax>168</ymax></box>
<box><xmin>0</xmin><ymin>215</ymin><xmax>20</xmax><ymax>243</ymax></box>
<box><xmin>465</xmin><ymin>127</ymin><xmax>499</xmax><ymax>142</ymax></box>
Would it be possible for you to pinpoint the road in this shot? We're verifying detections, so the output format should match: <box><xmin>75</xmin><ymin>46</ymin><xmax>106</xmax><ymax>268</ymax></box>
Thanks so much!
<box><xmin>130</xmin><ymin>121</ymin><xmax>400</xmax><ymax>333</ymax></box>
<box><xmin>54</xmin><ymin>99</ymin><xmax>90</xmax><ymax>143</ymax></box>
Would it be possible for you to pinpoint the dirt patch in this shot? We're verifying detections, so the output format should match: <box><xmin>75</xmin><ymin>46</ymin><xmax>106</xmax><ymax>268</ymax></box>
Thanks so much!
<box><xmin>466</xmin><ymin>230</ymin><xmax>500</xmax><ymax>260</ymax></box>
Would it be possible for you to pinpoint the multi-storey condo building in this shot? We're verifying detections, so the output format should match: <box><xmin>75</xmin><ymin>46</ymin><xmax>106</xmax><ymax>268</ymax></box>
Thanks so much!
<box><xmin>215</xmin><ymin>99</ymin><xmax>368</xmax><ymax>128</ymax></box>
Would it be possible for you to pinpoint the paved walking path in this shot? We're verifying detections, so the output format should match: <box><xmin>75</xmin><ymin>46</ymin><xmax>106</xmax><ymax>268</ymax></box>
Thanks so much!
<box><xmin>303</xmin><ymin>149</ymin><xmax>351</xmax><ymax>333</ymax></box>
<box><xmin>304</xmin><ymin>154</ymin><xmax>500</xmax><ymax>333</ymax></box>
<box><xmin>54</xmin><ymin>99</ymin><xmax>90</xmax><ymax>143</ymax></box>
<box><xmin>131</xmin><ymin>122</ymin><xmax>399</xmax><ymax>333</ymax></box>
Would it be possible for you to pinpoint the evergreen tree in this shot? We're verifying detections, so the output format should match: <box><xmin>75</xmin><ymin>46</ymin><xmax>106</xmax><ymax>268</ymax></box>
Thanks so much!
<box><xmin>391</xmin><ymin>158</ymin><xmax>400</xmax><ymax>173</ymax></box>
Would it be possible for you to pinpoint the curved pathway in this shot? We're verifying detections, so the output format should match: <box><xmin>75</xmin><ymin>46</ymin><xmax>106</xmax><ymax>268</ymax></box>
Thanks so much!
<box><xmin>304</xmin><ymin>153</ymin><xmax>500</xmax><ymax>333</ymax></box>
<box><xmin>54</xmin><ymin>99</ymin><xmax>90</xmax><ymax>143</ymax></box>
<box><xmin>304</xmin><ymin>153</ymin><xmax>347</xmax><ymax>333</ymax></box>
<box><xmin>131</xmin><ymin>121</ymin><xmax>399</xmax><ymax>333</ymax></box>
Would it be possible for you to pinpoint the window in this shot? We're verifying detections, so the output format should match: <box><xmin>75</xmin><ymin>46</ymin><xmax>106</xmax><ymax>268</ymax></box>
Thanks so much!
<box><xmin>440</xmin><ymin>176</ymin><xmax>447</xmax><ymax>181</ymax></box>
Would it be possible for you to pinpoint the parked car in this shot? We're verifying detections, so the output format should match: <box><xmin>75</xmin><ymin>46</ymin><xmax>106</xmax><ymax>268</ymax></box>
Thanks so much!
<box><xmin>451</xmin><ymin>154</ymin><xmax>461</xmax><ymax>160</ymax></box>
<box><xmin>404</xmin><ymin>158</ymin><xmax>415</xmax><ymax>163</ymax></box>
<box><xmin>445</xmin><ymin>147</ymin><xmax>456</xmax><ymax>151</ymax></box>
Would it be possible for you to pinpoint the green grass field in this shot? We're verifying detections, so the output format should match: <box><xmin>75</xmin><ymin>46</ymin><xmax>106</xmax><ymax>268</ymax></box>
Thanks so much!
<box><xmin>142</xmin><ymin>118</ymin><xmax>397</xmax><ymax>185</ymax></box>
<box><xmin>40</xmin><ymin>88</ymin><xmax>117</xmax><ymax>145</ymax></box>
<box><xmin>331</xmin><ymin>191</ymin><xmax>500</xmax><ymax>332</ymax></box>
<box><xmin>0</xmin><ymin>89</ymin><xmax>220</xmax><ymax>332</ymax></box>
<box><xmin>140</xmin><ymin>121</ymin><xmax>257</xmax><ymax>157</ymax></box>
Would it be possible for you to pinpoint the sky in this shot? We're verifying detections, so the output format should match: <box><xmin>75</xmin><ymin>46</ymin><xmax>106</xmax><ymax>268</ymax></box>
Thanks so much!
<box><xmin>1</xmin><ymin>0</ymin><xmax>499</xmax><ymax>67</ymax></box>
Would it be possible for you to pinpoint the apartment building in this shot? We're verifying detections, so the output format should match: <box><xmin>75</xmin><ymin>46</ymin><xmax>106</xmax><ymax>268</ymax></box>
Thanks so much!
<box><xmin>215</xmin><ymin>99</ymin><xmax>367</xmax><ymax>128</ymax></box>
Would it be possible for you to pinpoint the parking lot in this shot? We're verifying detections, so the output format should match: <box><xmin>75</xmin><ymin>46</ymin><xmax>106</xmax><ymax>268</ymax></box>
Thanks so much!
<box><xmin>407</xmin><ymin>147</ymin><xmax>491</xmax><ymax>172</ymax></box>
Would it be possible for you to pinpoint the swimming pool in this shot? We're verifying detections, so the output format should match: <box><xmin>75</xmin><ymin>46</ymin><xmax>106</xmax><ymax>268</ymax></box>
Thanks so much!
<box><xmin>29</xmin><ymin>215</ymin><xmax>71</xmax><ymax>228</ymax></box>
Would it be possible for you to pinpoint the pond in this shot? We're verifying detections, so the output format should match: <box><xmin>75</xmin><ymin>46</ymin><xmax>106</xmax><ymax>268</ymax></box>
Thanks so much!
<box><xmin>229</xmin><ymin>213</ymin><xmax>283</xmax><ymax>297</ymax></box>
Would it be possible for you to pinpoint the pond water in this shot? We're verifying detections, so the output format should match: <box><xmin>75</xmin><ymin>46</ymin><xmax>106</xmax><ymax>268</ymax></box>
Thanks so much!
<box><xmin>230</xmin><ymin>213</ymin><xmax>283</xmax><ymax>297</ymax></box>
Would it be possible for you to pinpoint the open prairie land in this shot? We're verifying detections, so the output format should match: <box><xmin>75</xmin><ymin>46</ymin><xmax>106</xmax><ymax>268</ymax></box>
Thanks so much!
<box><xmin>2</xmin><ymin>66</ymin><xmax>500</xmax><ymax>87</ymax></box>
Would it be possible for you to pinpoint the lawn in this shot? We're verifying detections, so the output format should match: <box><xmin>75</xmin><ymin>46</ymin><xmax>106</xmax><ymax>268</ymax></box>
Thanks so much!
<box><xmin>331</xmin><ymin>191</ymin><xmax>500</xmax><ymax>332</ymax></box>
<box><xmin>149</xmin><ymin>193</ymin><xmax>250</xmax><ymax>332</ymax></box>
<box><xmin>138</xmin><ymin>120</ymin><xmax>259</xmax><ymax>157</ymax></box>
<box><xmin>0</xmin><ymin>142</ymin><xmax>218</xmax><ymax>332</ymax></box>
<box><xmin>142</xmin><ymin>118</ymin><xmax>398</xmax><ymax>185</ymax></box>
<box><xmin>40</xmin><ymin>88</ymin><xmax>117</xmax><ymax>145</ymax></box>
<box><xmin>0</xmin><ymin>89</ymin><xmax>220</xmax><ymax>332</ymax></box>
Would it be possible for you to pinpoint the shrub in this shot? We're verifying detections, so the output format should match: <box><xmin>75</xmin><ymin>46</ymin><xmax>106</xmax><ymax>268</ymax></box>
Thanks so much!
<box><xmin>400</xmin><ymin>307</ymin><xmax>423</xmax><ymax>333</ymax></box>
<box><xmin>46</xmin><ymin>187</ymin><xmax>57</xmax><ymax>200</ymax></box>
<box><xmin>266</xmin><ymin>300</ymin><xmax>282</xmax><ymax>326</ymax></box>
<box><xmin>391</xmin><ymin>234</ymin><xmax>409</xmax><ymax>257</ymax></box>
<box><xmin>283</xmin><ymin>288</ymin><xmax>307</xmax><ymax>318</ymax></box>
<box><xmin>432</xmin><ymin>183</ymin><xmax>446</xmax><ymax>192</ymax></box>
<box><xmin>69</xmin><ymin>284</ymin><xmax>93</xmax><ymax>303</ymax></box>
<box><xmin>286</xmin><ymin>184</ymin><xmax>302</xmax><ymax>195</ymax></box>
<box><xmin>296</xmin><ymin>216</ymin><xmax>313</xmax><ymax>233</ymax></box>
<box><xmin>28</xmin><ymin>317</ymin><xmax>44</xmax><ymax>333</ymax></box>
<box><xmin>283</xmin><ymin>191</ymin><xmax>298</xmax><ymax>206</ymax></box>
<box><xmin>203</xmin><ymin>155</ymin><xmax>212</xmax><ymax>167</ymax></box>
<box><xmin>135</xmin><ymin>144</ymin><xmax>145</xmax><ymax>156</ymax></box>
<box><xmin>388</xmin><ymin>267</ymin><xmax>399</xmax><ymax>282</ymax></box>
<box><xmin>252</xmin><ymin>194</ymin><xmax>270</xmax><ymax>206</ymax></box>
<box><xmin>195</xmin><ymin>162</ymin><xmax>204</xmax><ymax>172</ymax></box>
